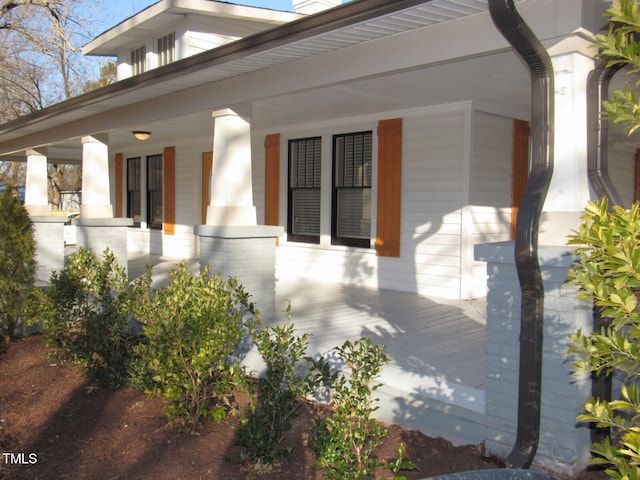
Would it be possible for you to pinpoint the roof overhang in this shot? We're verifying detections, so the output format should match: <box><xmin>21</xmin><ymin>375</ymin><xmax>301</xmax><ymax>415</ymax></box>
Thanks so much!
<box><xmin>83</xmin><ymin>0</ymin><xmax>303</xmax><ymax>56</ymax></box>
<box><xmin>2</xmin><ymin>0</ymin><xmax>611</xmax><ymax>159</ymax></box>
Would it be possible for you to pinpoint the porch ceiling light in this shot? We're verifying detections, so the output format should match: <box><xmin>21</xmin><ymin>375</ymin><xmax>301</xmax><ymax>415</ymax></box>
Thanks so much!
<box><xmin>132</xmin><ymin>131</ymin><xmax>151</xmax><ymax>141</ymax></box>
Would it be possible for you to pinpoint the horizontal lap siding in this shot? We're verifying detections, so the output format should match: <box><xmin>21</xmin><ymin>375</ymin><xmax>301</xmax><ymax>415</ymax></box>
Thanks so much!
<box><xmin>161</xmin><ymin>143</ymin><xmax>204</xmax><ymax>258</ymax></box>
<box><xmin>269</xmin><ymin>108</ymin><xmax>474</xmax><ymax>299</ymax></box>
<box><xmin>470</xmin><ymin>112</ymin><xmax>513</xmax><ymax>297</ymax></box>
<box><xmin>398</xmin><ymin>111</ymin><xmax>466</xmax><ymax>297</ymax></box>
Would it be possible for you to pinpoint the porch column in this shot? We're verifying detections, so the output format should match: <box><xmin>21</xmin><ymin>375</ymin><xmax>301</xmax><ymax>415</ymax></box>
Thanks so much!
<box><xmin>538</xmin><ymin>52</ymin><xmax>594</xmax><ymax>245</ymax></box>
<box><xmin>476</xmin><ymin>50</ymin><xmax>596</xmax><ymax>476</ymax></box>
<box><xmin>80</xmin><ymin>134</ymin><xmax>113</xmax><ymax>219</ymax></box>
<box><xmin>196</xmin><ymin>109</ymin><xmax>283</xmax><ymax>328</ymax></box>
<box><xmin>75</xmin><ymin>133</ymin><xmax>132</xmax><ymax>269</ymax></box>
<box><xmin>25</xmin><ymin>149</ymin><xmax>66</xmax><ymax>281</ymax></box>
<box><xmin>205</xmin><ymin>109</ymin><xmax>257</xmax><ymax>226</ymax></box>
<box><xmin>24</xmin><ymin>149</ymin><xmax>50</xmax><ymax>216</ymax></box>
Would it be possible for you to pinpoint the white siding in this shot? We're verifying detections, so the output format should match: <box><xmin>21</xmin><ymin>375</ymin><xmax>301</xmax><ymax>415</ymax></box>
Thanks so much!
<box><xmin>260</xmin><ymin>106</ymin><xmax>478</xmax><ymax>299</ymax></box>
<box><xmin>469</xmin><ymin>112</ymin><xmax>513</xmax><ymax>297</ymax></box>
<box><xmin>119</xmin><ymin>141</ymin><xmax>208</xmax><ymax>259</ymax></box>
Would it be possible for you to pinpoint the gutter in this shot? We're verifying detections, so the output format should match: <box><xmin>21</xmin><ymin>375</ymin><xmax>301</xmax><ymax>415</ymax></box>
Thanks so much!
<box><xmin>488</xmin><ymin>0</ymin><xmax>554</xmax><ymax>469</ymax></box>
<box><xmin>586</xmin><ymin>56</ymin><xmax>624</xmax><ymax>446</ymax></box>
<box><xmin>587</xmin><ymin>57</ymin><xmax>623</xmax><ymax>205</ymax></box>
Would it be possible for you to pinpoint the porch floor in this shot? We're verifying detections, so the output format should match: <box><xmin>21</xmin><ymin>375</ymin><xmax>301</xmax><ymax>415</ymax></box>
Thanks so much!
<box><xmin>128</xmin><ymin>253</ymin><xmax>488</xmax><ymax>443</ymax></box>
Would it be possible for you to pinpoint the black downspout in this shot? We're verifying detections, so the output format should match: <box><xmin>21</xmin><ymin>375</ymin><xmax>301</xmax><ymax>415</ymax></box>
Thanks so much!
<box><xmin>488</xmin><ymin>0</ymin><xmax>554</xmax><ymax>469</ymax></box>
<box><xmin>587</xmin><ymin>57</ymin><xmax>624</xmax><ymax>205</ymax></box>
<box><xmin>586</xmin><ymin>57</ymin><xmax>624</xmax><ymax>446</ymax></box>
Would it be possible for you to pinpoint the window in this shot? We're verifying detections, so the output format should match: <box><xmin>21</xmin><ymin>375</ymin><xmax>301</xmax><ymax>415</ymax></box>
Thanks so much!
<box><xmin>147</xmin><ymin>154</ymin><xmax>163</xmax><ymax>230</ymax></box>
<box><xmin>131</xmin><ymin>45</ymin><xmax>146</xmax><ymax>75</ymax></box>
<box><xmin>127</xmin><ymin>157</ymin><xmax>141</xmax><ymax>227</ymax></box>
<box><xmin>157</xmin><ymin>32</ymin><xmax>175</xmax><ymax>67</ymax></box>
<box><xmin>332</xmin><ymin>131</ymin><xmax>373</xmax><ymax>248</ymax></box>
<box><xmin>288</xmin><ymin>137</ymin><xmax>321</xmax><ymax>243</ymax></box>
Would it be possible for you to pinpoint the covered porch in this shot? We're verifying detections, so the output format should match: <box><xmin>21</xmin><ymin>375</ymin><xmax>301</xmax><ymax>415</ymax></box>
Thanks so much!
<box><xmin>128</xmin><ymin>252</ymin><xmax>488</xmax><ymax>444</ymax></box>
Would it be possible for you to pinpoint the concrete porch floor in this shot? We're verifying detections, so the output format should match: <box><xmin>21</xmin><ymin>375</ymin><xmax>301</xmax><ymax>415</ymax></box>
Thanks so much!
<box><xmin>128</xmin><ymin>253</ymin><xmax>488</xmax><ymax>445</ymax></box>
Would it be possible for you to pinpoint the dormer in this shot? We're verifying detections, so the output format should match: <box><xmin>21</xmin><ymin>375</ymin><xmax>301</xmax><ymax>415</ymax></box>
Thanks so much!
<box><xmin>82</xmin><ymin>0</ymin><xmax>302</xmax><ymax>80</ymax></box>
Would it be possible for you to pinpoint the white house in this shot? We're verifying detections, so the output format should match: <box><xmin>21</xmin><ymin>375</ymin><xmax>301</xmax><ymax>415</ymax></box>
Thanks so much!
<box><xmin>0</xmin><ymin>0</ymin><xmax>635</xmax><ymax>476</ymax></box>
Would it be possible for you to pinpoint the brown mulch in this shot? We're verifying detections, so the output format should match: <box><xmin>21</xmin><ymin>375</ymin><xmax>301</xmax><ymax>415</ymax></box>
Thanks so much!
<box><xmin>0</xmin><ymin>335</ymin><xmax>606</xmax><ymax>480</ymax></box>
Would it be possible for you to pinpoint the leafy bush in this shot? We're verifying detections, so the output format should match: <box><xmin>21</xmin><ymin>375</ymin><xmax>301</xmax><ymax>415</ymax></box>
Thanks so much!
<box><xmin>132</xmin><ymin>262</ymin><xmax>254</xmax><ymax>432</ymax></box>
<box><xmin>0</xmin><ymin>186</ymin><xmax>36</xmax><ymax>341</ymax></box>
<box><xmin>42</xmin><ymin>248</ymin><xmax>134</xmax><ymax>388</ymax></box>
<box><xmin>237</xmin><ymin>316</ymin><xmax>314</xmax><ymax>463</ymax></box>
<box><xmin>567</xmin><ymin>198</ymin><xmax>640</xmax><ymax>479</ymax></box>
<box><xmin>309</xmin><ymin>337</ymin><xmax>392</xmax><ymax>480</ymax></box>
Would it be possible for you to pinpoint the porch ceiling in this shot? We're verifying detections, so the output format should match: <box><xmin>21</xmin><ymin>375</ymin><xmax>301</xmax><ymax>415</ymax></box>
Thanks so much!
<box><xmin>0</xmin><ymin>0</ymin><xmax>525</xmax><ymax>159</ymax></box>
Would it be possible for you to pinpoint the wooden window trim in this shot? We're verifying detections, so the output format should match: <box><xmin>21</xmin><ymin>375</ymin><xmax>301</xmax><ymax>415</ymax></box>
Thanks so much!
<box><xmin>375</xmin><ymin>118</ymin><xmax>402</xmax><ymax>257</ymax></box>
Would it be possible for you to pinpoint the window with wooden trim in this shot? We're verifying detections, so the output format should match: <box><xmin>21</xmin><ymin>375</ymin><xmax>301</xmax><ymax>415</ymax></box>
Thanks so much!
<box><xmin>127</xmin><ymin>157</ymin><xmax>141</xmax><ymax>227</ymax></box>
<box><xmin>147</xmin><ymin>154</ymin><xmax>163</xmax><ymax>230</ymax></box>
<box><xmin>332</xmin><ymin>131</ymin><xmax>372</xmax><ymax>248</ymax></box>
<box><xmin>288</xmin><ymin>137</ymin><xmax>321</xmax><ymax>243</ymax></box>
<box><xmin>131</xmin><ymin>45</ymin><xmax>146</xmax><ymax>75</ymax></box>
<box><xmin>157</xmin><ymin>32</ymin><xmax>175</xmax><ymax>67</ymax></box>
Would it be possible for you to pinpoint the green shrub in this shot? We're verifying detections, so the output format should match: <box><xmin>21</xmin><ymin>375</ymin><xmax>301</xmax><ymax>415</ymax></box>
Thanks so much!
<box><xmin>43</xmin><ymin>248</ymin><xmax>134</xmax><ymax>388</ymax></box>
<box><xmin>309</xmin><ymin>337</ymin><xmax>391</xmax><ymax>480</ymax></box>
<box><xmin>0</xmin><ymin>186</ymin><xmax>36</xmax><ymax>341</ymax></box>
<box><xmin>567</xmin><ymin>198</ymin><xmax>640</xmax><ymax>479</ymax></box>
<box><xmin>237</xmin><ymin>315</ymin><xmax>314</xmax><ymax>463</ymax></box>
<box><xmin>132</xmin><ymin>262</ymin><xmax>254</xmax><ymax>432</ymax></box>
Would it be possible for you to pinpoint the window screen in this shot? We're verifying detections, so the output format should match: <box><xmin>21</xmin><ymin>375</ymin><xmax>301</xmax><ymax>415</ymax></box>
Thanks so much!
<box><xmin>131</xmin><ymin>45</ymin><xmax>146</xmax><ymax>75</ymax></box>
<box><xmin>288</xmin><ymin>137</ymin><xmax>321</xmax><ymax>243</ymax></box>
<box><xmin>157</xmin><ymin>32</ymin><xmax>175</xmax><ymax>67</ymax></box>
<box><xmin>147</xmin><ymin>154</ymin><xmax>163</xmax><ymax>230</ymax></box>
<box><xmin>127</xmin><ymin>157</ymin><xmax>141</xmax><ymax>227</ymax></box>
<box><xmin>332</xmin><ymin>131</ymin><xmax>372</xmax><ymax>248</ymax></box>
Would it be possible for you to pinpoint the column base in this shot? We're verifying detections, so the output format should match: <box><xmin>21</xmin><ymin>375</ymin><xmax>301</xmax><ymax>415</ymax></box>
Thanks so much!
<box><xmin>31</xmin><ymin>216</ymin><xmax>67</xmax><ymax>282</ymax></box>
<box><xmin>205</xmin><ymin>205</ymin><xmax>257</xmax><ymax>226</ymax></box>
<box><xmin>195</xmin><ymin>225</ymin><xmax>284</xmax><ymax>322</ymax></box>
<box><xmin>73</xmin><ymin>218</ymin><xmax>134</xmax><ymax>271</ymax></box>
<box><xmin>80</xmin><ymin>204</ymin><xmax>114</xmax><ymax>219</ymax></box>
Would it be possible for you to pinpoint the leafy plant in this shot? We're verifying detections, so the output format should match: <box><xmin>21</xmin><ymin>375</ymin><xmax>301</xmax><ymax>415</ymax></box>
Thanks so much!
<box><xmin>132</xmin><ymin>262</ymin><xmax>254</xmax><ymax>432</ymax></box>
<box><xmin>42</xmin><ymin>248</ymin><xmax>134</xmax><ymax>388</ymax></box>
<box><xmin>237</xmin><ymin>313</ymin><xmax>314</xmax><ymax>463</ymax></box>
<box><xmin>567</xmin><ymin>198</ymin><xmax>640</xmax><ymax>479</ymax></box>
<box><xmin>309</xmin><ymin>337</ymin><xmax>394</xmax><ymax>480</ymax></box>
<box><xmin>0</xmin><ymin>186</ymin><xmax>36</xmax><ymax>341</ymax></box>
<box><xmin>595</xmin><ymin>0</ymin><xmax>640</xmax><ymax>136</ymax></box>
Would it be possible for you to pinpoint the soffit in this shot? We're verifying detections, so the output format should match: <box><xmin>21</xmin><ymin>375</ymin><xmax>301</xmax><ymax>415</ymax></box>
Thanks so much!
<box><xmin>0</xmin><ymin>0</ymin><xmax>520</xmax><ymax>154</ymax></box>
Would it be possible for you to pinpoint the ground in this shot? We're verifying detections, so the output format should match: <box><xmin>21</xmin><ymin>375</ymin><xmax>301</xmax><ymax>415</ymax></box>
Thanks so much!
<box><xmin>0</xmin><ymin>336</ymin><xmax>607</xmax><ymax>480</ymax></box>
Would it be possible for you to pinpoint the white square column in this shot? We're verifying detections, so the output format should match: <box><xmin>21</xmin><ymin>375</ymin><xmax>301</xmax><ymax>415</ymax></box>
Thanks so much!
<box><xmin>205</xmin><ymin>109</ymin><xmax>257</xmax><ymax>226</ymax></box>
<box><xmin>538</xmin><ymin>52</ymin><xmax>594</xmax><ymax>246</ymax></box>
<box><xmin>24</xmin><ymin>149</ymin><xmax>50</xmax><ymax>216</ymax></box>
<box><xmin>80</xmin><ymin>134</ymin><xmax>113</xmax><ymax>219</ymax></box>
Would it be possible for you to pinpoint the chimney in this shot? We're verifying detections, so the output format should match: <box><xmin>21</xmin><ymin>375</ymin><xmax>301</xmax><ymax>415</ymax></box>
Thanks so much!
<box><xmin>293</xmin><ymin>0</ymin><xmax>341</xmax><ymax>14</ymax></box>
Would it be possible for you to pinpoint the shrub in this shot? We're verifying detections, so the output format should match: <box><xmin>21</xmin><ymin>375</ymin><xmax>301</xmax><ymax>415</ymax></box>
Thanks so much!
<box><xmin>132</xmin><ymin>262</ymin><xmax>254</xmax><ymax>432</ymax></box>
<box><xmin>567</xmin><ymin>198</ymin><xmax>640</xmax><ymax>479</ymax></box>
<box><xmin>0</xmin><ymin>186</ymin><xmax>36</xmax><ymax>341</ymax></box>
<box><xmin>42</xmin><ymin>248</ymin><xmax>134</xmax><ymax>388</ymax></box>
<box><xmin>237</xmin><ymin>316</ymin><xmax>314</xmax><ymax>463</ymax></box>
<box><xmin>309</xmin><ymin>337</ymin><xmax>391</xmax><ymax>480</ymax></box>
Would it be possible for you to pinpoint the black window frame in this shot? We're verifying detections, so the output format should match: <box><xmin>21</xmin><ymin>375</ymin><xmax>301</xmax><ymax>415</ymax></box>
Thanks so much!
<box><xmin>147</xmin><ymin>154</ymin><xmax>163</xmax><ymax>230</ymax></box>
<box><xmin>331</xmin><ymin>131</ymin><xmax>373</xmax><ymax>248</ymax></box>
<box><xmin>127</xmin><ymin>157</ymin><xmax>142</xmax><ymax>227</ymax></box>
<box><xmin>287</xmin><ymin>137</ymin><xmax>322</xmax><ymax>244</ymax></box>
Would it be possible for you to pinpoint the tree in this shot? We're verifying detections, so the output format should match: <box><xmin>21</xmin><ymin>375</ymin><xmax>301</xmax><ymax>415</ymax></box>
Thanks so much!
<box><xmin>0</xmin><ymin>0</ymin><xmax>111</xmax><ymax>201</ymax></box>
<box><xmin>568</xmin><ymin>2</ymin><xmax>640</xmax><ymax>479</ymax></box>
<box><xmin>596</xmin><ymin>0</ymin><xmax>640</xmax><ymax>135</ymax></box>
<box><xmin>0</xmin><ymin>186</ymin><xmax>35</xmax><ymax>341</ymax></box>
